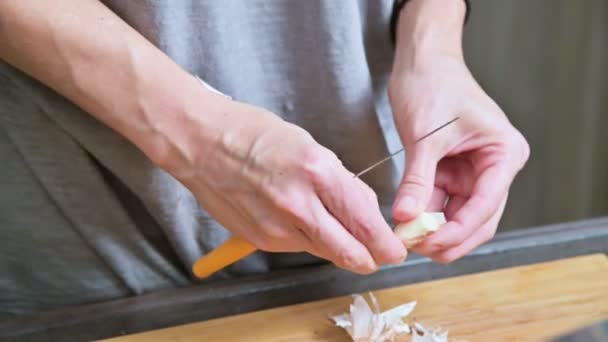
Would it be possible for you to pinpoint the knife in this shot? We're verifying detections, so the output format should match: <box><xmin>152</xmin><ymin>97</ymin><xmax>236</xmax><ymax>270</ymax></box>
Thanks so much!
<box><xmin>191</xmin><ymin>75</ymin><xmax>459</xmax><ymax>278</ymax></box>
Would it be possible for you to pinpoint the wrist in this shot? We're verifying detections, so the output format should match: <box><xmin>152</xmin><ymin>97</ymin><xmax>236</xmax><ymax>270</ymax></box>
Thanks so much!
<box><xmin>392</xmin><ymin>0</ymin><xmax>466</xmax><ymax>73</ymax></box>
<box><xmin>126</xmin><ymin>70</ymin><xmax>228</xmax><ymax>175</ymax></box>
<box><xmin>136</xmin><ymin>71</ymin><xmax>284</xmax><ymax>181</ymax></box>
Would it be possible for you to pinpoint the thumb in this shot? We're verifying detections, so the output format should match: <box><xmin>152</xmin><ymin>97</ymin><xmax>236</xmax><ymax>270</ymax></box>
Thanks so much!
<box><xmin>393</xmin><ymin>146</ymin><xmax>439</xmax><ymax>222</ymax></box>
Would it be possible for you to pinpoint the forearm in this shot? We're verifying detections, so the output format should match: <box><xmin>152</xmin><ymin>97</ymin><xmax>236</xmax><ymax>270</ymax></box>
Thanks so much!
<box><xmin>392</xmin><ymin>0</ymin><xmax>467</xmax><ymax>72</ymax></box>
<box><xmin>0</xmin><ymin>0</ymin><xmax>226</xmax><ymax>169</ymax></box>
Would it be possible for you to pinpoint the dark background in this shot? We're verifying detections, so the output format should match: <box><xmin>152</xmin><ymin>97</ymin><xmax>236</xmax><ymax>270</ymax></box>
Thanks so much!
<box><xmin>464</xmin><ymin>0</ymin><xmax>608</xmax><ymax>231</ymax></box>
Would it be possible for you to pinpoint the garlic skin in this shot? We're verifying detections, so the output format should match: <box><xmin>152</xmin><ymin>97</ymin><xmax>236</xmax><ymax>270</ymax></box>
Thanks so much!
<box><xmin>394</xmin><ymin>212</ymin><xmax>446</xmax><ymax>247</ymax></box>
<box><xmin>330</xmin><ymin>292</ymin><xmax>415</xmax><ymax>342</ymax></box>
<box><xmin>330</xmin><ymin>213</ymin><xmax>451</xmax><ymax>342</ymax></box>
<box><xmin>411</xmin><ymin>322</ymin><xmax>449</xmax><ymax>342</ymax></box>
<box><xmin>330</xmin><ymin>292</ymin><xmax>449</xmax><ymax>342</ymax></box>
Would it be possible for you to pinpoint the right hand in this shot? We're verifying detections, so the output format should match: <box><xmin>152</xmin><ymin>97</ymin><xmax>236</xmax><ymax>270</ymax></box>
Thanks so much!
<box><xmin>168</xmin><ymin>99</ymin><xmax>407</xmax><ymax>274</ymax></box>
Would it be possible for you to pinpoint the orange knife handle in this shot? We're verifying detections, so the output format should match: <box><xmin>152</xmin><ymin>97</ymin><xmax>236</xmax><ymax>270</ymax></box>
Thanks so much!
<box><xmin>192</xmin><ymin>236</ymin><xmax>257</xmax><ymax>278</ymax></box>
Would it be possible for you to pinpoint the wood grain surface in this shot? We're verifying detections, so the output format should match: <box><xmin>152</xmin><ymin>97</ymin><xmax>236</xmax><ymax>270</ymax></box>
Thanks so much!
<box><xmin>102</xmin><ymin>254</ymin><xmax>608</xmax><ymax>341</ymax></box>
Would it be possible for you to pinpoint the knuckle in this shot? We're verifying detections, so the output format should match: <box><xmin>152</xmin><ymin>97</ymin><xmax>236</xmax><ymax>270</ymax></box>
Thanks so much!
<box><xmin>302</xmin><ymin>221</ymin><xmax>322</xmax><ymax>242</ymax></box>
<box><xmin>273</xmin><ymin>193</ymin><xmax>300</xmax><ymax>215</ymax></box>
<box><xmin>403</xmin><ymin>173</ymin><xmax>430</xmax><ymax>190</ymax></box>
<box><xmin>254</xmin><ymin>236</ymin><xmax>275</xmax><ymax>251</ymax></box>
<box><xmin>366</xmin><ymin>187</ymin><xmax>380</xmax><ymax>204</ymax></box>
<box><xmin>298</xmin><ymin>147</ymin><xmax>337</xmax><ymax>186</ymax></box>
<box><xmin>351</xmin><ymin>218</ymin><xmax>376</xmax><ymax>243</ymax></box>
<box><xmin>369</xmin><ymin>190</ymin><xmax>378</xmax><ymax>203</ymax></box>
<box><xmin>263</xmin><ymin>224</ymin><xmax>291</xmax><ymax>241</ymax></box>
<box><xmin>386</xmin><ymin>247</ymin><xmax>407</xmax><ymax>264</ymax></box>
<box><xmin>356</xmin><ymin>266</ymin><xmax>377</xmax><ymax>275</ymax></box>
<box><xmin>272</xmin><ymin>193</ymin><xmax>315</xmax><ymax>226</ymax></box>
<box><xmin>506</xmin><ymin>131</ymin><xmax>530</xmax><ymax>167</ymax></box>
<box><xmin>427</xmin><ymin>239</ymin><xmax>453</xmax><ymax>252</ymax></box>
<box><xmin>336</xmin><ymin>248</ymin><xmax>357</xmax><ymax>269</ymax></box>
<box><xmin>336</xmin><ymin>248</ymin><xmax>370</xmax><ymax>272</ymax></box>
<box><xmin>520</xmin><ymin>139</ymin><xmax>531</xmax><ymax>164</ymax></box>
<box><xmin>480</xmin><ymin>227</ymin><xmax>496</xmax><ymax>243</ymax></box>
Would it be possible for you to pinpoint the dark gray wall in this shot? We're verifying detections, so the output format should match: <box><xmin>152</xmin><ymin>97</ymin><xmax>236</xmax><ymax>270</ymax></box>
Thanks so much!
<box><xmin>464</xmin><ymin>0</ymin><xmax>608</xmax><ymax>230</ymax></box>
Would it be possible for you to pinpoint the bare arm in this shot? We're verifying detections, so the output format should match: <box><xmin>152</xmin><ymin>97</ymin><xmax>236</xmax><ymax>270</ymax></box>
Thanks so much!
<box><xmin>389</xmin><ymin>0</ymin><xmax>529</xmax><ymax>262</ymax></box>
<box><xmin>0</xmin><ymin>0</ymin><xmax>407</xmax><ymax>274</ymax></box>
<box><xmin>0</xmin><ymin>0</ymin><xmax>223</xmax><ymax>170</ymax></box>
<box><xmin>392</xmin><ymin>0</ymin><xmax>466</xmax><ymax>67</ymax></box>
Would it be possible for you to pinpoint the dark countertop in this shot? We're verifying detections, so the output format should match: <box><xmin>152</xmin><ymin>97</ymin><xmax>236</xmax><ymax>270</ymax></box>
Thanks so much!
<box><xmin>2</xmin><ymin>217</ymin><xmax>608</xmax><ymax>342</ymax></box>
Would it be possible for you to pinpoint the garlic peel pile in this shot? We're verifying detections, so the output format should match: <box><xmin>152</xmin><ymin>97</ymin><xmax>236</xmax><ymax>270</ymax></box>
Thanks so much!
<box><xmin>395</xmin><ymin>212</ymin><xmax>446</xmax><ymax>247</ymax></box>
<box><xmin>412</xmin><ymin>322</ymin><xmax>449</xmax><ymax>342</ymax></box>
<box><xmin>330</xmin><ymin>292</ymin><xmax>448</xmax><ymax>342</ymax></box>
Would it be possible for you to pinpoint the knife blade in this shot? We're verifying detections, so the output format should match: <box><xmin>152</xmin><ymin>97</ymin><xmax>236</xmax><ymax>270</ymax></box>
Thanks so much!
<box><xmin>196</xmin><ymin>72</ymin><xmax>458</xmax><ymax>178</ymax></box>
<box><xmin>192</xmin><ymin>116</ymin><xmax>460</xmax><ymax>278</ymax></box>
<box><xmin>355</xmin><ymin>116</ymin><xmax>460</xmax><ymax>177</ymax></box>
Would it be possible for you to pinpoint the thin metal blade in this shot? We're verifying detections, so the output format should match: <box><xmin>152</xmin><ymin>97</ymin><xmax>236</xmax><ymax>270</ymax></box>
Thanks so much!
<box><xmin>355</xmin><ymin>117</ymin><xmax>459</xmax><ymax>178</ymax></box>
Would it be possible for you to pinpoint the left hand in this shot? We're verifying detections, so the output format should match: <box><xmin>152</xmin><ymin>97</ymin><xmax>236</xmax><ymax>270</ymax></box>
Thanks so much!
<box><xmin>389</xmin><ymin>52</ymin><xmax>530</xmax><ymax>263</ymax></box>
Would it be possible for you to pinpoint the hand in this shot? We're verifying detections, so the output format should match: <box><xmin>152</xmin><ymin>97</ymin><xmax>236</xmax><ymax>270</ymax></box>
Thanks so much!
<box><xmin>0</xmin><ymin>0</ymin><xmax>404</xmax><ymax>274</ymax></box>
<box><xmin>389</xmin><ymin>54</ymin><xmax>530</xmax><ymax>263</ymax></box>
<box><xmin>171</xmin><ymin>99</ymin><xmax>407</xmax><ymax>274</ymax></box>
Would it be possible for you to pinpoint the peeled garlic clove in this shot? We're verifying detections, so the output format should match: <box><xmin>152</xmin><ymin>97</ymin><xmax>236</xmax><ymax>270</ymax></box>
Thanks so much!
<box><xmin>395</xmin><ymin>212</ymin><xmax>446</xmax><ymax>247</ymax></box>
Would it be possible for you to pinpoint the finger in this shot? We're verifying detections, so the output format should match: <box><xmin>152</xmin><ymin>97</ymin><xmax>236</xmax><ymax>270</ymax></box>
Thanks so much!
<box><xmin>221</xmin><ymin>189</ymin><xmax>309</xmax><ymax>252</ymax></box>
<box><xmin>435</xmin><ymin>157</ymin><xmax>475</xmax><ymax>196</ymax></box>
<box><xmin>258</xmin><ymin>221</ymin><xmax>320</xmax><ymax>253</ymax></box>
<box><xmin>196</xmin><ymin>183</ymin><xmax>270</xmax><ymax>248</ymax></box>
<box><xmin>216</xmin><ymin>181</ymin><xmax>330</xmax><ymax>255</ymax></box>
<box><xmin>429</xmin><ymin>195</ymin><xmax>507</xmax><ymax>263</ymax></box>
<box><xmin>444</xmin><ymin>195</ymin><xmax>468</xmax><ymax>220</ymax></box>
<box><xmin>422</xmin><ymin>160</ymin><xmax>513</xmax><ymax>252</ymax></box>
<box><xmin>288</xmin><ymin>226</ymin><xmax>326</xmax><ymax>256</ymax></box>
<box><xmin>427</xmin><ymin>186</ymin><xmax>447</xmax><ymax>211</ymax></box>
<box><xmin>393</xmin><ymin>144</ymin><xmax>440</xmax><ymax>222</ymax></box>
<box><xmin>297</xmin><ymin>232</ymin><xmax>358</xmax><ymax>270</ymax></box>
<box><xmin>314</xmin><ymin>162</ymin><xmax>407</xmax><ymax>265</ymax></box>
<box><xmin>410</xmin><ymin>194</ymin><xmax>466</xmax><ymax>255</ymax></box>
<box><xmin>302</xmin><ymin>197</ymin><xmax>379</xmax><ymax>274</ymax></box>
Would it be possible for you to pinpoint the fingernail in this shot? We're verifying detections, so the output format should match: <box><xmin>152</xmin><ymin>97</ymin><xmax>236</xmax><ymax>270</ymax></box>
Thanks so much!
<box><xmin>399</xmin><ymin>196</ymin><xmax>419</xmax><ymax>215</ymax></box>
<box><xmin>366</xmin><ymin>259</ymin><xmax>379</xmax><ymax>273</ymax></box>
<box><xmin>395</xmin><ymin>249</ymin><xmax>408</xmax><ymax>264</ymax></box>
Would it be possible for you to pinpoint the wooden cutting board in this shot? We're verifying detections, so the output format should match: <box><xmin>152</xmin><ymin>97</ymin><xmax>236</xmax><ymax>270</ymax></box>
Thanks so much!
<box><xmin>102</xmin><ymin>254</ymin><xmax>608</xmax><ymax>341</ymax></box>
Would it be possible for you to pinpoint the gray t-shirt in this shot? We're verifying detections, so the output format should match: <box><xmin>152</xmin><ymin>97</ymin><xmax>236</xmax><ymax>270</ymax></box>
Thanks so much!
<box><xmin>0</xmin><ymin>0</ymin><xmax>404</xmax><ymax>317</ymax></box>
